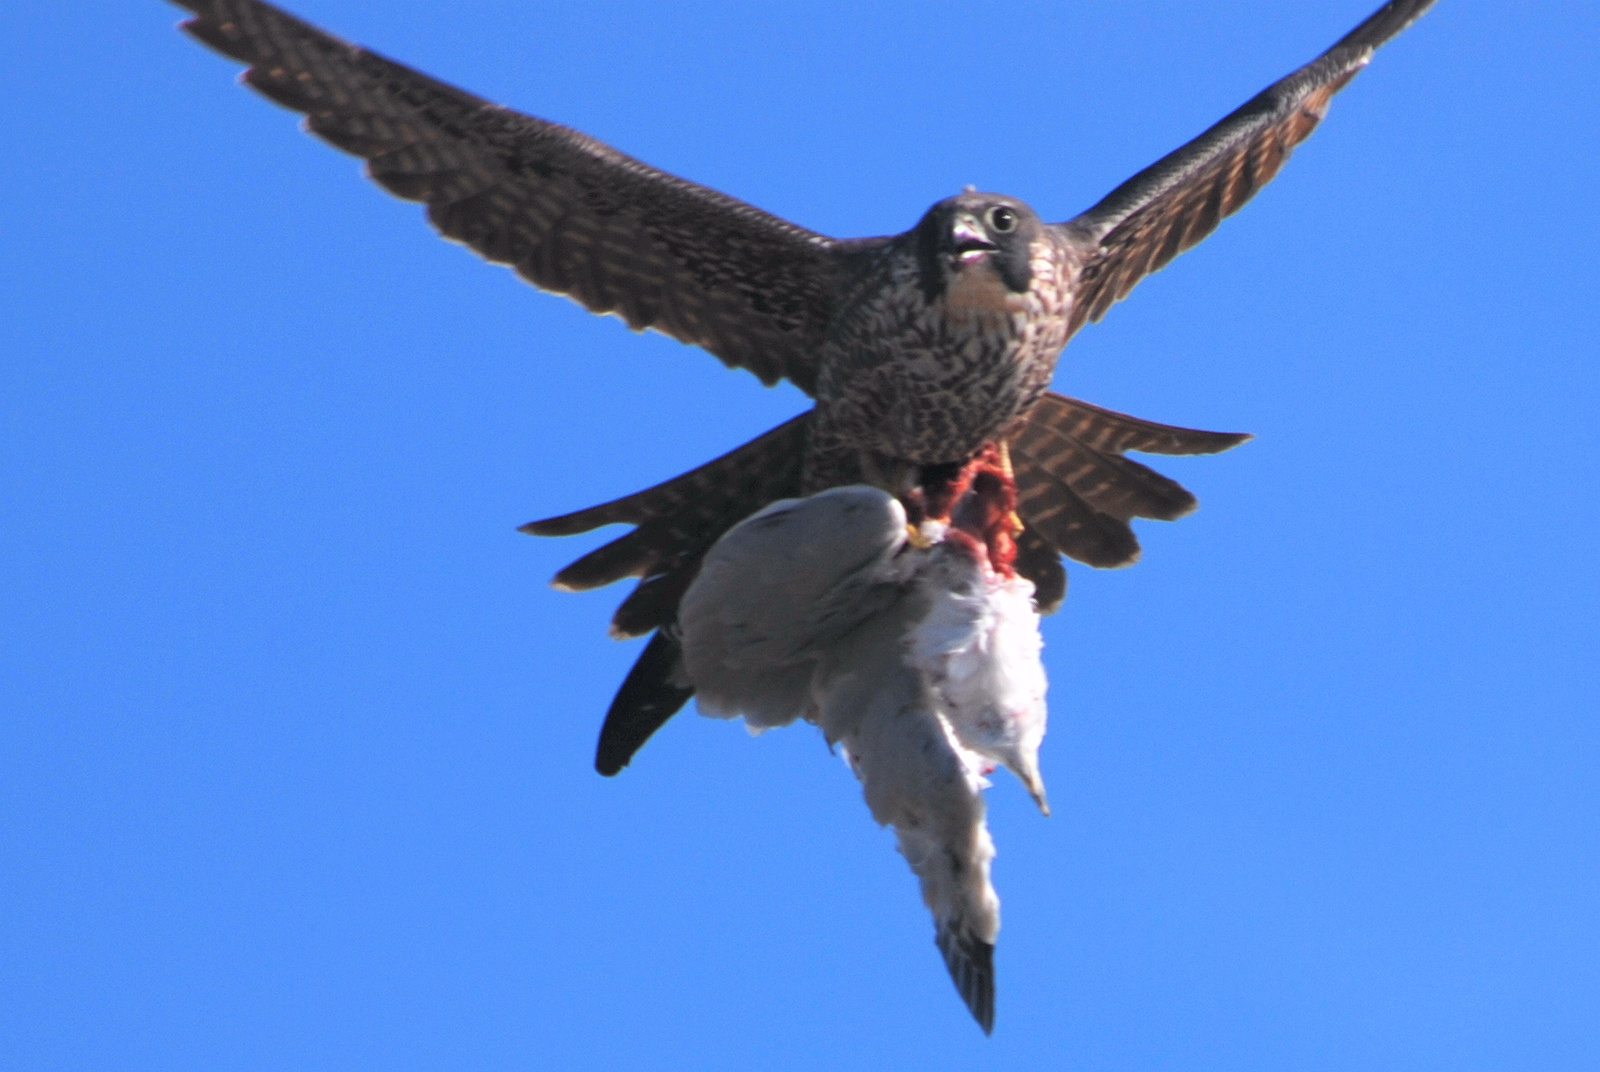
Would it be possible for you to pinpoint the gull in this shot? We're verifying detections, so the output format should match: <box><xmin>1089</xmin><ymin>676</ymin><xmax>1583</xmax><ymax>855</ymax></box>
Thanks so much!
<box><xmin>679</xmin><ymin>455</ymin><xmax>1046</xmax><ymax>1032</ymax></box>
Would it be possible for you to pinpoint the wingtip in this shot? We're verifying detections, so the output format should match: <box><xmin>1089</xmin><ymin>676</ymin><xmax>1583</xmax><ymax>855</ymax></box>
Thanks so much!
<box><xmin>519</xmin><ymin>516</ymin><xmax>582</xmax><ymax>537</ymax></box>
<box><xmin>592</xmin><ymin>631</ymin><xmax>695</xmax><ymax>776</ymax></box>
<box><xmin>936</xmin><ymin>926</ymin><xmax>996</xmax><ymax>1034</ymax></box>
<box><xmin>1333</xmin><ymin>0</ymin><xmax>1440</xmax><ymax>55</ymax></box>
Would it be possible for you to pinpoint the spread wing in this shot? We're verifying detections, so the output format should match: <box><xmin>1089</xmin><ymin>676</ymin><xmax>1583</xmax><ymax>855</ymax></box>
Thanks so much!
<box><xmin>679</xmin><ymin>486</ymin><xmax>909</xmax><ymax>730</ymax></box>
<box><xmin>173</xmin><ymin>0</ymin><xmax>854</xmax><ymax>392</ymax></box>
<box><xmin>1057</xmin><ymin>0</ymin><xmax>1437</xmax><ymax>337</ymax></box>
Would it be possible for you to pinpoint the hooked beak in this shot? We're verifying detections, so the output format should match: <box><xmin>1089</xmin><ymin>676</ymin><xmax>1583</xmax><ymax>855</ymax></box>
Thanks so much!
<box><xmin>945</xmin><ymin>213</ymin><xmax>997</xmax><ymax>266</ymax></box>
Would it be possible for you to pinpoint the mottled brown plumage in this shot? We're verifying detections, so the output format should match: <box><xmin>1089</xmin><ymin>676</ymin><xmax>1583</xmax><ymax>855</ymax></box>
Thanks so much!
<box><xmin>173</xmin><ymin>0</ymin><xmax>1436</xmax><ymax>773</ymax></box>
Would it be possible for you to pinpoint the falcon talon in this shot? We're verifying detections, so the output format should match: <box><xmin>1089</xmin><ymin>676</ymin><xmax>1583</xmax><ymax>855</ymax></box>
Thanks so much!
<box><xmin>905</xmin><ymin>522</ymin><xmax>935</xmax><ymax>550</ymax></box>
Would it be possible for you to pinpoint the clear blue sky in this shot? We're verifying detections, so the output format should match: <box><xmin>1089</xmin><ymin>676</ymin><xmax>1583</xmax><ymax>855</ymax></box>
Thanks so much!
<box><xmin>4</xmin><ymin>1</ymin><xmax>1597</xmax><ymax>1068</ymax></box>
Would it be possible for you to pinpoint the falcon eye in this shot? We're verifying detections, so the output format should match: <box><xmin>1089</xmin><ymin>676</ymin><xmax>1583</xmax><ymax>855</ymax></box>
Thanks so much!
<box><xmin>987</xmin><ymin>206</ymin><xmax>1018</xmax><ymax>233</ymax></box>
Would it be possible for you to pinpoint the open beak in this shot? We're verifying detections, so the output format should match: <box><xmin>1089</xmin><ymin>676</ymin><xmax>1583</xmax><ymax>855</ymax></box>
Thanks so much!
<box><xmin>946</xmin><ymin>213</ymin><xmax>997</xmax><ymax>266</ymax></box>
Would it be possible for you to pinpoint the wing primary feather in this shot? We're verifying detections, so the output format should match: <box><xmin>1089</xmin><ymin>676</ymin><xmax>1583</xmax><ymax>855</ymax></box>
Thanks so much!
<box><xmin>1058</xmin><ymin>0</ymin><xmax>1437</xmax><ymax>335</ymax></box>
<box><xmin>595</xmin><ymin>629</ymin><xmax>694</xmax><ymax>777</ymax></box>
<box><xmin>936</xmin><ymin>925</ymin><xmax>996</xmax><ymax>1035</ymax></box>
<box><xmin>172</xmin><ymin>0</ymin><xmax>843</xmax><ymax>393</ymax></box>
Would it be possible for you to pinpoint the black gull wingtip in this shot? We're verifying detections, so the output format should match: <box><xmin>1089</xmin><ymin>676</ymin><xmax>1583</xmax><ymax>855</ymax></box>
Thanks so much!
<box><xmin>594</xmin><ymin>630</ymin><xmax>693</xmax><ymax>777</ymax></box>
<box><xmin>937</xmin><ymin>924</ymin><xmax>996</xmax><ymax>1035</ymax></box>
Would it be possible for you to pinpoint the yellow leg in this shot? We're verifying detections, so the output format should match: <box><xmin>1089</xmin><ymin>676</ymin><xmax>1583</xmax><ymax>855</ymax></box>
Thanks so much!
<box><xmin>996</xmin><ymin>439</ymin><xmax>1015</xmax><ymax>480</ymax></box>
<box><xmin>997</xmin><ymin>440</ymin><xmax>1025</xmax><ymax>537</ymax></box>
<box><xmin>905</xmin><ymin>522</ymin><xmax>936</xmax><ymax>549</ymax></box>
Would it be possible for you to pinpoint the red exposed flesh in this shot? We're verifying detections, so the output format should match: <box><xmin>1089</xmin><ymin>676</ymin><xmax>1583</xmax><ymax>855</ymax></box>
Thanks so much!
<box><xmin>961</xmin><ymin>445</ymin><xmax>1020</xmax><ymax>577</ymax></box>
<box><xmin>915</xmin><ymin>461</ymin><xmax>975</xmax><ymax>526</ymax></box>
<box><xmin>915</xmin><ymin>443</ymin><xmax>1021</xmax><ymax>578</ymax></box>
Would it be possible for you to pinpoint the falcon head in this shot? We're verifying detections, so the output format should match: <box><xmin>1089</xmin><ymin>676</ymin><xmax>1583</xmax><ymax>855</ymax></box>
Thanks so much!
<box><xmin>914</xmin><ymin>191</ymin><xmax>1043</xmax><ymax>301</ymax></box>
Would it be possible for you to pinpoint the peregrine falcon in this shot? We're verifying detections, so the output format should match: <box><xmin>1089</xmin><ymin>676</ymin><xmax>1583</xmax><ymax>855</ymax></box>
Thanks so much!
<box><xmin>172</xmin><ymin>1</ymin><xmax>1436</xmax><ymax>764</ymax></box>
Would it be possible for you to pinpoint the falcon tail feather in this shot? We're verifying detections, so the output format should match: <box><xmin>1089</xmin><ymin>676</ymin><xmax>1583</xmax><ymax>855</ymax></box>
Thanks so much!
<box><xmin>524</xmin><ymin>393</ymin><xmax>1248</xmax><ymax>773</ymax></box>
